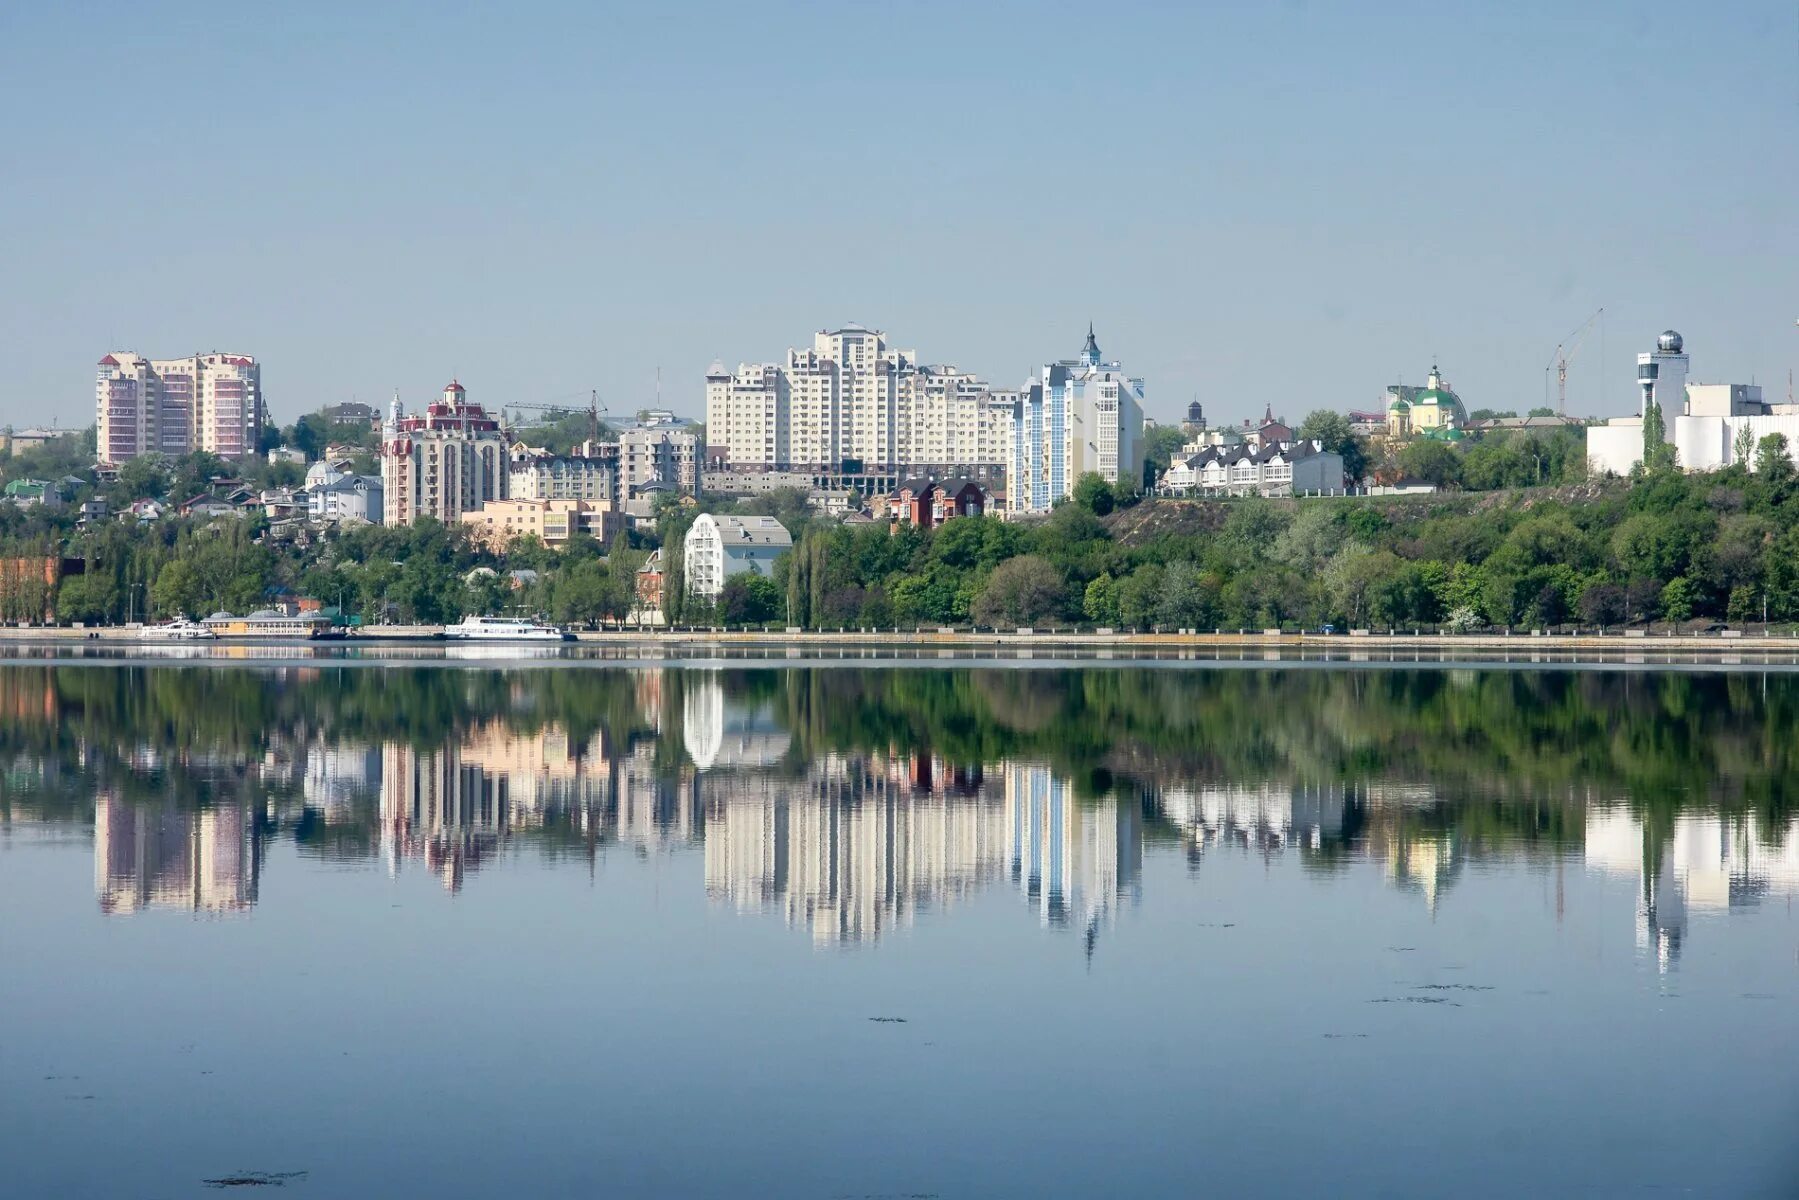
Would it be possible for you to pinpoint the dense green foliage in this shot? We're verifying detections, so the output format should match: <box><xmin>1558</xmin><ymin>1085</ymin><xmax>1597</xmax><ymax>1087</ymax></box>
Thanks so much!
<box><xmin>749</xmin><ymin>458</ymin><xmax>1799</xmax><ymax>631</ymax></box>
<box><xmin>10</xmin><ymin>414</ymin><xmax>1799</xmax><ymax>632</ymax></box>
<box><xmin>6</xmin><ymin>665</ymin><xmax>1794</xmax><ymax>848</ymax></box>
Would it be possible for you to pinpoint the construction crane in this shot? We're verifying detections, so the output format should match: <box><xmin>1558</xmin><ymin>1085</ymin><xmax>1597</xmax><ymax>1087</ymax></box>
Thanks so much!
<box><xmin>1544</xmin><ymin>308</ymin><xmax>1603</xmax><ymax>416</ymax></box>
<box><xmin>503</xmin><ymin>389</ymin><xmax>609</xmax><ymax>442</ymax></box>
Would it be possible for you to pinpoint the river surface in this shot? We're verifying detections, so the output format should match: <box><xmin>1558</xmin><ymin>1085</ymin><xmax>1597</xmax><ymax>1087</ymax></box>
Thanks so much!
<box><xmin>2</xmin><ymin>655</ymin><xmax>1796</xmax><ymax>1197</ymax></box>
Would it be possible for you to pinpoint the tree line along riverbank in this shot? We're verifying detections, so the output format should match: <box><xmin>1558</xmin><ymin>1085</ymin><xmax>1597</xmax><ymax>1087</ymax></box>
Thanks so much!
<box><xmin>4</xmin><ymin>456</ymin><xmax>1799</xmax><ymax>635</ymax></box>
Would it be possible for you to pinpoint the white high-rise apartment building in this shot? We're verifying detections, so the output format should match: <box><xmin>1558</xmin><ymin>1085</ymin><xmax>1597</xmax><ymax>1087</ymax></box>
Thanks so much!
<box><xmin>704</xmin><ymin>326</ymin><xmax>1008</xmax><ymax>473</ymax></box>
<box><xmin>381</xmin><ymin>382</ymin><xmax>510</xmax><ymax>526</ymax></box>
<box><xmin>1005</xmin><ymin>327</ymin><xmax>1145</xmax><ymax>514</ymax></box>
<box><xmin>95</xmin><ymin>351</ymin><xmax>264</xmax><ymax>464</ymax></box>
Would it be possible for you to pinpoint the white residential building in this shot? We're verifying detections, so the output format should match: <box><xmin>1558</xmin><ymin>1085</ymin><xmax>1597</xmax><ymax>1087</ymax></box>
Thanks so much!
<box><xmin>380</xmin><ymin>382</ymin><xmax>510</xmax><ymax>526</ymax></box>
<box><xmin>704</xmin><ymin>326</ymin><xmax>1009</xmax><ymax>475</ymax></box>
<box><xmin>682</xmin><ymin>513</ymin><xmax>792</xmax><ymax>601</ymax></box>
<box><xmin>1005</xmin><ymin>327</ymin><xmax>1145</xmax><ymax>514</ymax></box>
<box><xmin>96</xmin><ymin>351</ymin><xmax>265</xmax><ymax>464</ymax></box>
<box><xmin>1159</xmin><ymin>441</ymin><xmax>1346</xmax><ymax>497</ymax></box>
<box><xmin>306</xmin><ymin>473</ymin><xmax>383</xmax><ymax>524</ymax></box>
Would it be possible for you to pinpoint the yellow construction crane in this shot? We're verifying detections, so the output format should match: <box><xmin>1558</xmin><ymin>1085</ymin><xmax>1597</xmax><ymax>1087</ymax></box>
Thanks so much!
<box><xmin>1545</xmin><ymin>308</ymin><xmax>1603</xmax><ymax>416</ymax></box>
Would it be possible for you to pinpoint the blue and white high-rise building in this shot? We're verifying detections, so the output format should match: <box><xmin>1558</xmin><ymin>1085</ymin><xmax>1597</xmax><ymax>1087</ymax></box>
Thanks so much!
<box><xmin>1005</xmin><ymin>326</ymin><xmax>1145</xmax><ymax>514</ymax></box>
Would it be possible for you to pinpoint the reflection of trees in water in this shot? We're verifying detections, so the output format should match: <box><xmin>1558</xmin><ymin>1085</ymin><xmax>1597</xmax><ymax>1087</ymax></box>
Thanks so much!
<box><xmin>7</xmin><ymin>662</ymin><xmax>1799</xmax><ymax>866</ymax></box>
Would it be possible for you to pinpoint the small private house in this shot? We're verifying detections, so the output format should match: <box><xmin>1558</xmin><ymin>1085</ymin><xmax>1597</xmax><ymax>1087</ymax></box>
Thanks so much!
<box><xmin>305</xmin><ymin>473</ymin><xmax>383</xmax><ymax>524</ymax></box>
<box><xmin>3</xmin><ymin>479</ymin><xmax>61</xmax><ymax>509</ymax></box>
<box><xmin>634</xmin><ymin>548</ymin><xmax>666</xmax><ymax>622</ymax></box>
<box><xmin>683</xmin><ymin>513</ymin><xmax>791</xmax><ymax>602</ymax></box>
<box><xmin>885</xmin><ymin>477</ymin><xmax>989</xmax><ymax>531</ymax></box>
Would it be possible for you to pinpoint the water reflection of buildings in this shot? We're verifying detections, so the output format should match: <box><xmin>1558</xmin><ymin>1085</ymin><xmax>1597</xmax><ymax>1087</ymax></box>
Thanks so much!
<box><xmin>94</xmin><ymin>794</ymin><xmax>258</xmax><ymax>915</ymax></box>
<box><xmin>699</xmin><ymin>754</ymin><xmax>1140</xmax><ymax>952</ymax></box>
<box><xmin>700</xmin><ymin>752</ymin><xmax>998</xmax><ymax>945</ymax></box>
<box><xmin>1005</xmin><ymin>764</ymin><xmax>1141</xmax><ymax>956</ymax></box>
<box><xmin>304</xmin><ymin>741</ymin><xmax>382</xmax><ymax>819</ymax></box>
<box><xmin>682</xmin><ymin>678</ymin><xmax>790</xmax><ymax>771</ymax></box>
<box><xmin>379</xmin><ymin>718</ymin><xmax>704</xmax><ymax>890</ymax></box>
<box><xmin>1158</xmin><ymin>783</ymin><xmax>1347</xmax><ymax>854</ymax></box>
<box><xmin>1158</xmin><ymin>782</ymin><xmax>1465</xmax><ymax>911</ymax></box>
<box><xmin>1585</xmin><ymin>809</ymin><xmax>1799</xmax><ymax>972</ymax></box>
<box><xmin>380</xmin><ymin>720</ymin><xmax>618</xmax><ymax>891</ymax></box>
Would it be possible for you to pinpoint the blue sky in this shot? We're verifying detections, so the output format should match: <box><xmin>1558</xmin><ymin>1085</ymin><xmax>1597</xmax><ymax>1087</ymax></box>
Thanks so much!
<box><xmin>1</xmin><ymin>0</ymin><xmax>1793</xmax><ymax>431</ymax></box>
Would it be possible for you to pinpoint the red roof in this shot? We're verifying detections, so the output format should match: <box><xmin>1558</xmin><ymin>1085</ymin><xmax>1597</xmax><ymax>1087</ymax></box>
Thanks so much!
<box><xmin>98</xmin><ymin>354</ymin><xmax>119</xmax><ymax>366</ymax></box>
<box><xmin>444</xmin><ymin>380</ymin><xmax>465</xmax><ymax>393</ymax></box>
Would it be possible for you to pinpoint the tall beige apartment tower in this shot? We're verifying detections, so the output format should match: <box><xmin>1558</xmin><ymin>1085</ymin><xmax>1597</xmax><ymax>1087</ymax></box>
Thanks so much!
<box><xmin>95</xmin><ymin>351</ymin><xmax>264</xmax><ymax>464</ymax></box>
<box><xmin>380</xmin><ymin>382</ymin><xmax>510</xmax><ymax>526</ymax></box>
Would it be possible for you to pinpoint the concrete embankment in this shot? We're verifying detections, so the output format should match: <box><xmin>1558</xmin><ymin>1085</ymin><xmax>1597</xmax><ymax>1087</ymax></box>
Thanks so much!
<box><xmin>577</xmin><ymin>629</ymin><xmax>1799</xmax><ymax>654</ymax></box>
<box><xmin>6</xmin><ymin>624</ymin><xmax>1799</xmax><ymax>656</ymax></box>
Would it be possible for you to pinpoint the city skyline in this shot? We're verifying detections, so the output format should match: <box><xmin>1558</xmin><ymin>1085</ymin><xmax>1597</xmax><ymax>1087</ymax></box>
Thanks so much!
<box><xmin>3</xmin><ymin>2</ymin><xmax>1794</xmax><ymax>431</ymax></box>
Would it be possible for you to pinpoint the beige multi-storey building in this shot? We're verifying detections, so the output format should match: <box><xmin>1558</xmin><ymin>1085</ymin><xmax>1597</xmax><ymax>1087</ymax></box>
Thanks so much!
<box><xmin>381</xmin><ymin>382</ymin><xmax>510</xmax><ymax>526</ymax></box>
<box><xmin>508</xmin><ymin>446</ymin><xmax>614</xmax><ymax>503</ymax></box>
<box><xmin>705</xmin><ymin>362</ymin><xmax>788</xmax><ymax>467</ymax></box>
<box><xmin>95</xmin><ymin>351</ymin><xmax>264</xmax><ymax>464</ymax></box>
<box><xmin>616</xmin><ymin>424</ymin><xmax>701</xmax><ymax>499</ymax></box>
<box><xmin>704</xmin><ymin>326</ymin><xmax>1008</xmax><ymax>475</ymax></box>
<box><xmin>460</xmin><ymin>497</ymin><xmax>623</xmax><ymax>549</ymax></box>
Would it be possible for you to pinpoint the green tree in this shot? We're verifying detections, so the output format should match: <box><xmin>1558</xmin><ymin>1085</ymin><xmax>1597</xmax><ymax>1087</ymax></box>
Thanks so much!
<box><xmin>1754</xmin><ymin>433</ymin><xmax>1794</xmax><ymax>481</ymax></box>
<box><xmin>1298</xmin><ymin>409</ymin><xmax>1369</xmax><ymax>482</ymax></box>
<box><xmin>720</xmin><ymin>574</ymin><xmax>782</xmax><ymax>625</ymax></box>
<box><xmin>971</xmin><ymin>555</ymin><xmax>1065</xmax><ymax>628</ymax></box>
<box><xmin>1661</xmin><ymin>576</ymin><xmax>1695</xmax><ymax>625</ymax></box>
<box><xmin>1732</xmin><ymin>423</ymin><xmax>1756</xmax><ymax>467</ymax></box>
<box><xmin>1082</xmin><ymin>573</ymin><xmax>1121</xmax><ymax>626</ymax></box>
<box><xmin>1156</xmin><ymin>561</ymin><xmax>1221</xmax><ymax>629</ymax></box>
<box><xmin>1397</xmin><ymin>440</ymin><xmax>1462</xmax><ymax>487</ymax></box>
<box><xmin>1116</xmin><ymin>564</ymin><xmax>1164</xmax><ymax>628</ymax></box>
<box><xmin>1070</xmin><ymin>472</ymin><xmax>1116</xmax><ymax>516</ymax></box>
<box><xmin>1641</xmin><ymin>403</ymin><xmax>1676</xmax><ymax>471</ymax></box>
<box><xmin>1578</xmin><ymin>582</ymin><xmax>1626</xmax><ymax>629</ymax></box>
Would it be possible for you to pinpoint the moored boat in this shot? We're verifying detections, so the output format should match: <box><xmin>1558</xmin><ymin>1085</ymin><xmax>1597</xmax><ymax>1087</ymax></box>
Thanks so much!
<box><xmin>139</xmin><ymin>617</ymin><xmax>216</xmax><ymax>641</ymax></box>
<box><xmin>444</xmin><ymin>615</ymin><xmax>574</xmax><ymax>642</ymax></box>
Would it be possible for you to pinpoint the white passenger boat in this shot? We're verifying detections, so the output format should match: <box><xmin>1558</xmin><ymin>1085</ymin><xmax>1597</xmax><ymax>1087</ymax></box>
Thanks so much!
<box><xmin>444</xmin><ymin>615</ymin><xmax>574</xmax><ymax>642</ymax></box>
<box><xmin>139</xmin><ymin>617</ymin><xmax>216</xmax><ymax>641</ymax></box>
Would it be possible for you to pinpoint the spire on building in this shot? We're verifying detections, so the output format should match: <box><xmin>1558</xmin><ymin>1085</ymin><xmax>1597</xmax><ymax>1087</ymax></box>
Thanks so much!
<box><xmin>1081</xmin><ymin>323</ymin><xmax>1101</xmax><ymax>367</ymax></box>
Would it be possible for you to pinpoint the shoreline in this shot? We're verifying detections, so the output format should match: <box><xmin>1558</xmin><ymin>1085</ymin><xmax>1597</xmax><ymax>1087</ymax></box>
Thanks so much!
<box><xmin>4</xmin><ymin>624</ymin><xmax>1799</xmax><ymax>657</ymax></box>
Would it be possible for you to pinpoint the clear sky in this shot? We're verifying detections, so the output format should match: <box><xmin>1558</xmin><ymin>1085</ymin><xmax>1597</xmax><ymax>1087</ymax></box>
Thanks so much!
<box><xmin>1</xmin><ymin>0</ymin><xmax>1793</xmax><ymax>432</ymax></box>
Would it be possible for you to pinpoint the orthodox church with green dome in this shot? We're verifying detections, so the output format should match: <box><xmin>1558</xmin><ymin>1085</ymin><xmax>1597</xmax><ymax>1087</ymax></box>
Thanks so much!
<box><xmin>1386</xmin><ymin>364</ymin><xmax>1468</xmax><ymax>440</ymax></box>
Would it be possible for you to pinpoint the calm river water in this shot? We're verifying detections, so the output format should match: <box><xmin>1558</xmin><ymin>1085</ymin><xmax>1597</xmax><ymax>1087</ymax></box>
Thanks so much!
<box><xmin>2</xmin><ymin>655</ymin><xmax>1795</xmax><ymax>1197</ymax></box>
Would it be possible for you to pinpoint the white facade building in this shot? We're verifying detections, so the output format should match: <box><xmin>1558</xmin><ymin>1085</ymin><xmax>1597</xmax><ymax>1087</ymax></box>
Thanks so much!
<box><xmin>305</xmin><ymin>473</ymin><xmax>383</xmax><ymax>524</ymax></box>
<box><xmin>96</xmin><ymin>351</ymin><xmax>264</xmax><ymax>464</ymax></box>
<box><xmin>1006</xmin><ymin>327</ymin><xmax>1146</xmax><ymax>514</ymax></box>
<box><xmin>380</xmin><ymin>383</ymin><xmax>510</xmax><ymax>526</ymax></box>
<box><xmin>1159</xmin><ymin>441</ymin><xmax>1346</xmax><ymax>497</ymax></box>
<box><xmin>682</xmin><ymin>513</ymin><xmax>792</xmax><ymax>602</ymax></box>
<box><xmin>704</xmin><ymin>326</ymin><xmax>1010</xmax><ymax>475</ymax></box>
<box><xmin>1586</xmin><ymin>330</ymin><xmax>1799</xmax><ymax>475</ymax></box>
